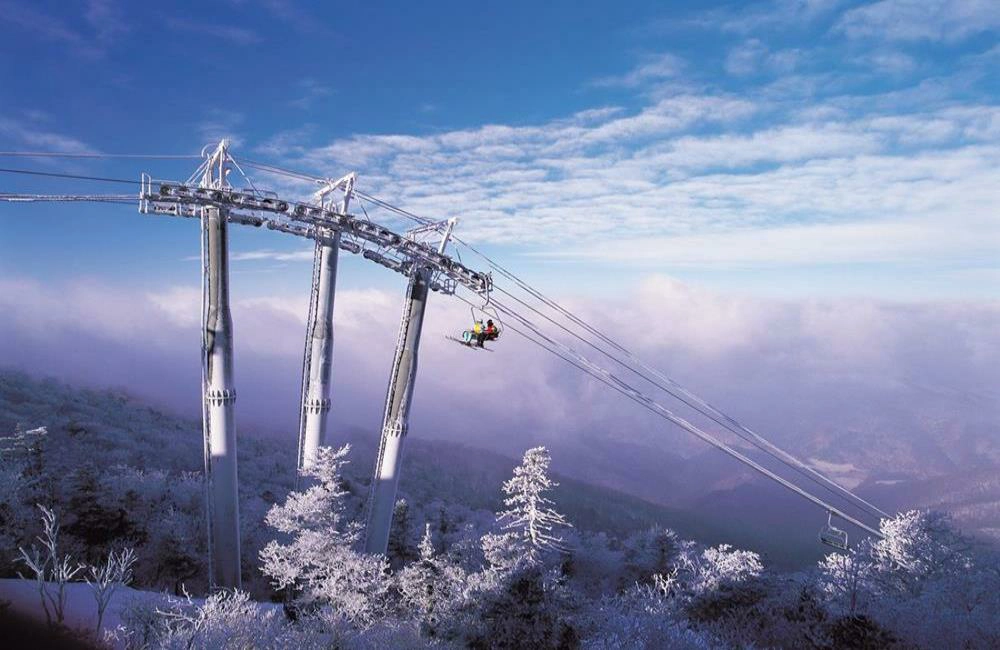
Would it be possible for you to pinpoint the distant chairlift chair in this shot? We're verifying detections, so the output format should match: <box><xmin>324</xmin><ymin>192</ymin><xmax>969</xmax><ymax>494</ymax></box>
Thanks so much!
<box><xmin>819</xmin><ymin>511</ymin><xmax>849</xmax><ymax>550</ymax></box>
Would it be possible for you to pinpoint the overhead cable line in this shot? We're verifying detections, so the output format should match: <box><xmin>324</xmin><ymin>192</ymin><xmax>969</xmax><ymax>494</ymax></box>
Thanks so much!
<box><xmin>0</xmin><ymin>167</ymin><xmax>140</xmax><ymax>185</ymax></box>
<box><xmin>235</xmin><ymin>158</ymin><xmax>322</xmax><ymax>184</ymax></box>
<box><xmin>465</xmin><ymin>292</ymin><xmax>883</xmax><ymax>538</ymax></box>
<box><xmin>354</xmin><ymin>190</ymin><xmax>433</xmax><ymax>225</ymax></box>
<box><xmin>211</xmin><ymin>161</ymin><xmax>436</xmax><ymax>227</ymax></box>
<box><xmin>490</xmin><ymin>283</ymin><xmax>887</xmax><ymax>521</ymax></box>
<box><xmin>0</xmin><ymin>151</ymin><xmax>200</xmax><ymax>159</ymax></box>
<box><xmin>0</xmin><ymin>193</ymin><xmax>136</xmax><ymax>203</ymax></box>
<box><xmin>360</xmin><ymin>192</ymin><xmax>888</xmax><ymax>520</ymax></box>
<box><xmin>475</xmin><ymin>244</ymin><xmax>889</xmax><ymax>519</ymax></box>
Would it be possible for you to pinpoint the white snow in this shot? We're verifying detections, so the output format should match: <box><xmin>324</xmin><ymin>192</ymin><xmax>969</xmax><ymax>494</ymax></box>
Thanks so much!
<box><xmin>0</xmin><ymin>578</ymin><xmax>284</xmax><ymax>648</ymax></box>
<box><xmin>807</xmin><ymin>458</ymin><xmax>860</xmax><ymax>474</ymax></box>
<box><xmin>0</xmin><ymin>578</ymin><xmax>164</xmax><ymax>646</ymax></box>
<box><xmin>808</xmin><ymin>457</ymin><xmax>866</xmax><ymax>489</ymax></box>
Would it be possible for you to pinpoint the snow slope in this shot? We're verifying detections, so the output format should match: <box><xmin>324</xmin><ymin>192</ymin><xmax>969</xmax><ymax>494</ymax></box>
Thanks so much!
<box><xmin>0</xmin><ymin>578</ymin><xmax>163</xmax><ymax>646</ymax></box>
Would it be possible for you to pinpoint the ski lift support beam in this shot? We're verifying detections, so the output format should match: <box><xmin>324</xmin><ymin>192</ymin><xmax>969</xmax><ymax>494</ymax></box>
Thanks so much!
<box><xmin>139</xmin><ymin>180</ymin><xmax>490</xmax><ymax>297</ymax></box>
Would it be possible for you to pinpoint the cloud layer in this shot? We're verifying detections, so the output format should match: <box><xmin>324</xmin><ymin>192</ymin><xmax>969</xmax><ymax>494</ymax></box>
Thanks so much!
<box><xmin>2</xmin><ymin>274</ymin><xmax>996</xmax><ymax>480</ymax></box>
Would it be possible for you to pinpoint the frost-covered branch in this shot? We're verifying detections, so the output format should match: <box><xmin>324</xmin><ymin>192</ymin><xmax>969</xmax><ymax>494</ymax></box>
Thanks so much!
<box><xmin>16</xmin><ymin>505</ymin><xmax>84</xmax><ymax>626</ymax></box>
<box><xmin>86</xmin><ymin>546</ymin><xmax>137</xmax><ymax>634</ymax></box>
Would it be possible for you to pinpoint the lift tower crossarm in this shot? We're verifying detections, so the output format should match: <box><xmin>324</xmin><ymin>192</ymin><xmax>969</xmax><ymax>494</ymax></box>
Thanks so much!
<box><xmin>139</xmin><ymin>181</ymin><xmax>491</xmax><ymax>296</ymax></box>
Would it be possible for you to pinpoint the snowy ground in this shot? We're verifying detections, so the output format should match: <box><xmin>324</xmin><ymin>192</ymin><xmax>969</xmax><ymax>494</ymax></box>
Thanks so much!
<box><xmin>0</xmin><ymin>578</ymin><xmax>286</xmax><ymax>648</ymax></box>
<box><xmin>0</xmin><ymin>578</ymin><xmax>164</xmax><ymax>646</ymax></box>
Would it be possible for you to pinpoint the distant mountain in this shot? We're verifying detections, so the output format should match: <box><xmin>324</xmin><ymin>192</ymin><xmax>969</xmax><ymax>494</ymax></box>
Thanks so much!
<box><xmin>0</xmin><ymin>369</ymin><xmax>724</xmax><ymax>543</ymax></box>
<box><xmin>862</xmin><ymin>468</ymin><xmax>1000</xmax><ymax>544</ymax></box>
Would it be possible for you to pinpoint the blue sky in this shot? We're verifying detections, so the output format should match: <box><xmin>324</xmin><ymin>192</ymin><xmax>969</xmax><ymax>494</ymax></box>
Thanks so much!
<box><xmin>0</xmin><ymin>0</ymin><xmax>998</xmax><ymax>300</ymax></box>
<box><xmin>0</xmin><ymin>1</ymin><xmax>997</xmax><ymax>488</ymax></box>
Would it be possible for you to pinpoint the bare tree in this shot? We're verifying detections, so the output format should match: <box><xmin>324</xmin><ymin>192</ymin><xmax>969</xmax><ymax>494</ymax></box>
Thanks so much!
<box><xmin>16</xmin><ymin>505</ymin><xmax>84</xmax><ymax>626</ymax></box>
<box><xmin>86</xmin><ymin>546</ymin><xmax>137</xmax><ymax>635</ymax></box>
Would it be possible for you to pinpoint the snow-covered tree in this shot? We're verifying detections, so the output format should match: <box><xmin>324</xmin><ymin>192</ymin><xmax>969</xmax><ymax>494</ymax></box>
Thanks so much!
<box><xmin>149</xmin><ymin>505</ymin><xmax>204</xmax><ymax>595</ymax></box>
<box><xmin>259</xmin><ymin>444</ymin><xmax>392</xmax><ymax>628</ymax></box>
<box><xmin>580</xmin><ymin>583</ymin><xmax>712</xmax><ymax>650</ymax></box>
<box><xmin>418</xmin><ymin>522</ymin><xmax>434</xmax><ymax>561</ymax></box>
<box><xmin>484</xmin><ymin>446</ymin><xmax>572</xmax><ymax>571</ymax></box>
<box><xmin>122</xmin><ymin>589</ymin><xmax>294</xmax><ymax>649</ymax></box>
<box><xmin>396</xmin><ymin>524</ymin><xmax>468</xmax><ymax>639</ymax></box>
<box><xmin>387</xmin><ymin>498</ymin><xmax>418</xmax><ymax>569</ymax></box>
<box><xmin>818</xmin><ymin>547</ymin><xmax>872</xmax><ymax>615</ymax></box>
<box><xmin>470</xmin><ymin>563</ymin><xmax>580</xmax><ymax>650</ymax></box>
<box><xmin>619</xmin><ymin>526</ymin><xmax>680</xmax><ymax>590</ymax></box>
<box><xmin>118</xmin><ymin>587</ymin><xmax>425</xmax><ymax>650</ymax></box>
<box><xmin>857</xmin><ymin>510</ymin><xmax>999</xmax><ymax>649</ymax></box>
<box><xmin>66</xmin><ymin>465</ymin><xmax>143</xmax><ymax>558</ymax></box>
<box><xmin>0</xmin><ymin>425</ymin><xmax>46</xmax><ymax>576</ymax></box>
<box><xmin>0</xmin><ymin>425</ymin><xmax>46</xmax><ymax>500</ymax></box>
<box><xmin>868</xmin><ymin>509</ymin><xmax>968</xmax><ymax>596</ymax></box>
<box><xmin>681</xmin><ymin>543</ymin><xmax>763</xmax><ymax>597</ymax></box>
<box><xmin>259</xmin><ymin>445</ymin><xmax>361</xmax><ymax>593</ymax></box>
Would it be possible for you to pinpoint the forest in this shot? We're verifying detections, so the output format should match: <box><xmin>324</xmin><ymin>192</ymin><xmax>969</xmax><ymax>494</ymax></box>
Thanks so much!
<box><xmin>1</xmin><ymin>371</ymin><xmax>997</xmax><ymax>649</ymax></box>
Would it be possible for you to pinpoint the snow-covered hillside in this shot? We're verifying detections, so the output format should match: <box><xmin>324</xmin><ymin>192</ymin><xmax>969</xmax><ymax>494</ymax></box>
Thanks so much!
<box><xmin>2</xmin><ymin>370</ymin><xmax>998</xmax><ymax>649</ymax></box>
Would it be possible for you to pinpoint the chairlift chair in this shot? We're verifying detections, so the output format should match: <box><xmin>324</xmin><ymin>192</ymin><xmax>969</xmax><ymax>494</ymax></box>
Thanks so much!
<box><xmin>445</xmin><ymin>305</ymin><xmax>502</xmax><ymax>351</ymax></box>
<box><xmin>819</xmin><ymin>511</ymin><xmax>849</xmax><ymax>551</ymax></box>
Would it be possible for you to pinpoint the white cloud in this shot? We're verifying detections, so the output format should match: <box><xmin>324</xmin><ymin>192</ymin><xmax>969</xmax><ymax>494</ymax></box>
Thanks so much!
<box><xmin>837</xmin><ymin>0</ymin><xmax>1000</xmax><ymax>42</ymax></box>
<box><xmin>0</xmin><ymin>116</ymin><xmax>95</xmax><ymax>153</ymax></box>
<box><xmin>288</xmin><ymin>78</ymin><xmax>333</xmax><ymax>109</ymax></box>
<box><xmin>0</xmin><ymin>1</ymin><xmax>96</xmax><ymax>57</ymax></box>
<box><xmin>198</xmin><ymin>109</ymin><xmax>245</xmax><ymax>149</ymax></box>
<box><xmin>591</xmin><ymin>53</ymin><xmax>686</xmax><ymax>87</ymax></box>
<box><xmin>540</xmin><ymin>214</ymin><xmax>998</xmax><ymax>268</ymax></box>
<box><xmin>725</xmin><ymin>40</ymin><xmax>768</xmax><ymax>76</ymax></box>
<box><xmin>146</xmin><ymin>286</ymin><xmax>200</xmax><ymax>328</ymax></box>
<box><xmin>256</xmin><ymin>93</ymin><xmax>998</xmax><ymax>262</ymax></box>
<box><xmin>217</xmin><ymin>14</ymin><xmax>1000</xmax><ymax>291</ymax></box>
<box><xmin>165</xmin><ymin>18</ymin><xmax>261</xmax><ymax>45</ymax></box>
<box><xmin>0</xmin><ymin>0</ymin><xmax>130</xmax><ymax>58</ymax></box>
<box><xmin>228</xmin><ymin>249</ymin><xmax>315</xmax><ymax>262</ymax></box>
<box><xmin>857</xmin><ymin>50</ymin><xmax>919</xmax><ymax>74</ymax></box>
<box><xmin>725</xmin><ymin>40</ymin><xmax>802</xmax><ymax>76</ymax></box>
<box><xmin>3</xmin><ymin>273</ymin><xmax>997</xmax><ymax>469</ymax></box>
<box><xmin>692</xmin><ymin>0</ymin><xmax>846</xmax><ymax>34</ymax></box>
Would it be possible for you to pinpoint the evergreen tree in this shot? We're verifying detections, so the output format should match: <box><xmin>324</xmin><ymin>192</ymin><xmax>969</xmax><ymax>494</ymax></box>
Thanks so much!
<box><xmin>470</xmin><ymin>564</ymin><xmax>580</xmax><ymax>650</ymax></box>
<box><xmin>484</xmin><ymin>446</ymin><xmax>572</xmax><ymax>572</ymax></box>
<box><xmin>397</xmin><ymin>524</ymin><xmax>468</xmax><ymax>639</ymax></box>
<box><xmin>259</xmin><ymin>444</ymin><xmax>391</xmax><ymax>627</ymax></box>
<box><xmin>387</xmin><ymin>498</ymin><xmax>417</xmax><ymax>569</ymax></box>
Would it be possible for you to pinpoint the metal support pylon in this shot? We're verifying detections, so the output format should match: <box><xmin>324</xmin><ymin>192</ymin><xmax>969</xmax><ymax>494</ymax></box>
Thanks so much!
<box><xmin>296</xmin><ymin>174</ymin><xmax>355</xmax><ymax>474</ymax></box>
<box><xmin>364</xmin><ymin>219</ymin><xmax>456</xmax><ymax>555</ymax></box>
<box><xmin>199</xmin><ymin>141</ymin><xmax>241</xmax><ymax>589</ymax></box>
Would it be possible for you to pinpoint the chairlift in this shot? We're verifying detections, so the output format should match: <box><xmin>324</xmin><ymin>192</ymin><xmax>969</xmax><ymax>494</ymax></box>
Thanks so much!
<box><xmin>819</xmin><ymin>511</ymin><xmax>849</xmax><ymax>551</ymax></box>
<box><xmin>446</xmin><ymin>304</ymin><xmax>502</xmax><ymax>351</ymax></box>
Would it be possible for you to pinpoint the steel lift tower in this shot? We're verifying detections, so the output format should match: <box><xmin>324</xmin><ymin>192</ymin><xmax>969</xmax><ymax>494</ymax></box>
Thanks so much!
<box><xmin>364</xmin><ymin>219</ymin><xmax>456</xmax><ymax>555</ymax></box>
<box><xmin>199</xmin><ymin>141</ymin><xmax>241</xmax><ymax>589</ymax></box>
<box><xmin>297</xmin><ymin>173</ymin><xmax>356</xmax><ymax>473</ymax></box>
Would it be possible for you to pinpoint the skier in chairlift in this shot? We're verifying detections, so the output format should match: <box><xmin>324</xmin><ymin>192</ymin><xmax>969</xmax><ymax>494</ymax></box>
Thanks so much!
<box><xmin>476</xmin><ymin>319</ymin><xmax>498</xmax><ymax>347</ymax></box>
<box><xmin>450</xmin><ymin>316</ymin><xmax>501</xmax><ymax>349</ymax></box>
